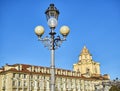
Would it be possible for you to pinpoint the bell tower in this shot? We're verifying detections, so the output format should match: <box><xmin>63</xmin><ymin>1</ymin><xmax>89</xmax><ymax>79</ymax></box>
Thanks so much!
<box><xmin>73</xmin><ymin>46</ymin><xmax>100</xmax><ymax>76</ymax></box>
<box><xmin>78</xmin><ymin>46</ymin><xmax>92</xmax><ymax>63</ymax></box>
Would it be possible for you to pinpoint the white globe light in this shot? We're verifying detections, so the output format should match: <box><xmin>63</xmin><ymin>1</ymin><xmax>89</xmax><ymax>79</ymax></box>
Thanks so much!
<box><xmin>47</xmin><ymin>17</ymin><xmax>58</xmax><ymax>28</ymax></box>
<box><xmin>60</xmin><ymin>26</ymin><xmax>70</xmax><ymax>36</ymax></box>
<box><xmin>34</xmin><ymin>26</ymin><xmax>44</xmax><ymax>37</ymax></box>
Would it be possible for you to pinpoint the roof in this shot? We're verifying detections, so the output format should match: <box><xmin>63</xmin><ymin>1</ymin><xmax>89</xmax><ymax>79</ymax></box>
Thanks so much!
<box><xmin>0</xmin><ymin>63</ymin><xmax>110</xmax><ymax>80</ymax></box>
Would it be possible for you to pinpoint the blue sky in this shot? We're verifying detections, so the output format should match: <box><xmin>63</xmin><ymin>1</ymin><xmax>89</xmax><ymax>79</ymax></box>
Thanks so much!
<box><xmin>0</xmin><ymin>0</ymin><xmax>120</xmax><ymax>79</ymax></box>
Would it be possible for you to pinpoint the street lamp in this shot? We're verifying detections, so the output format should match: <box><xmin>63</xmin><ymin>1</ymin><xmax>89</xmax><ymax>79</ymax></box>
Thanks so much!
<box><xmin>34</xmin><ymin>4</ymin><xmax>70</xmax><ymax>91</ymax></box>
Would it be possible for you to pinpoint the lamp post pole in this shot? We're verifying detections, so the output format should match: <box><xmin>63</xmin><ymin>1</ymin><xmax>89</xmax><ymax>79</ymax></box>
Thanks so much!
<box><xmin>34</xmin><ymin>4</ymin><xmax>70</xmax><ymax>91</ymax></box>
<box><xmin>50</xmin><ymin>28</ymin><xmax>56</xmax><ymax>91</ymax></box>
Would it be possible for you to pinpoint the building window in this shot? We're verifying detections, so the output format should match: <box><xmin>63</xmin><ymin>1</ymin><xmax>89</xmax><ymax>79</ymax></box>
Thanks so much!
<box><xmin>24</xmin><ymin>81</ymin><xmax>27</xmax><ymax>86</ymax></box>
<box><xmin>30</xmin><ymin>75</ymin><xmax>33</xmax><ymax>79</ymax></box>
<box><xmin>24</xmin><ymin>74</ymin><xmax>26</xmax><ymax>78</ymax></box>
<box><xmin>37</xmin><ymin>75</ymin><xmax>39</xmax><ymax>79</ymax></box>
<box><xmin>86</xmin><ymin>68</ymin><xmax>90</xmax><ymax>73</ymax></box>
<box><xmin>38</xmin><ymin>82</ymin><xmax>40</xmax><ymax>87</ymax></box>
<box><xmin>31</xmin><ymin>81</ymin><xmax>34</xmax><ymax>87</ymax></box>
<box><xmin>18</xmin><ymin>81</ymin><xmax>21</xmax><ymax>86</ymax></box>
<box><xmin>12</xmin><ymin>81</ymin><xmax>16</xmax><ymax>86</ymax></box>
<box><xmin>13</xmin><ymin>73</ymin><xmax>16</xmax><ymax>78</ymax></box>
<box><xmin>18</xmin><ymin>74</ymin><xmax>21</xmax><ymax>78</ymax></box>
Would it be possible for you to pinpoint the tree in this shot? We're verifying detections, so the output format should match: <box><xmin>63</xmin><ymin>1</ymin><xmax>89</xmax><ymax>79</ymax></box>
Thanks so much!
<box><xmin>109</xmin><ymin>85</ymin><xmax>120</xmax><ymax>91</ymax></box>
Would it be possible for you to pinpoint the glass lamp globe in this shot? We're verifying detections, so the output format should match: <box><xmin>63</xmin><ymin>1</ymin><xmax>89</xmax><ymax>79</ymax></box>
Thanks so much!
<box><xmin>35</xmin><ymin>26</ymin><xmax>44</xmax><ymax>37</ymax></box>
<box><xmin>47</xmin><ymin>17</ymin><xmax>58</xmax><ymax>28</ymax></box>
<box><xmin>60</xmin><ymin>26</ymin><xmax>70</xmax><ymax>36</ymax></box>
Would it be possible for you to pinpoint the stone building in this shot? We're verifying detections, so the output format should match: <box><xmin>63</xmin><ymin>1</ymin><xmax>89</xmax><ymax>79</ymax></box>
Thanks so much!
<box><xmin>0</xmin><ymin>46</ymin><xmax>110</xmax><ymax>91</ymax></box>
<box><xmin>73</xmin><ymin>46</ymin><xmax>100</xmax><ymax>77</ymax></box>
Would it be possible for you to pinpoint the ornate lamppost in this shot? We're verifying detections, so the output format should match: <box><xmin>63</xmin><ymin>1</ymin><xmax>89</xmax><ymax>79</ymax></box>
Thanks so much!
<box><xmin>34</xmin><ymin>4</ymin><xmax>70</xmax><ymax>91</ymax></box>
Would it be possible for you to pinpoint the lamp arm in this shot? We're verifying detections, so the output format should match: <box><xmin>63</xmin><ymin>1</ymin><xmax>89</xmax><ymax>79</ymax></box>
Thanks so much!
<box><xmin>37</xmin><ymin>35</ymin><xmax>67</xmax><ymax>50</ymax></box>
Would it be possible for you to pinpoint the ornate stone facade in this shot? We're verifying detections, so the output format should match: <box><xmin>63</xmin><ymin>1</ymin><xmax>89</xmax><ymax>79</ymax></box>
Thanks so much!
<box><xmin>0</xmin><ymin>46</ymin><xmax>110</xmax><ymax>91</ymax></box>
<box><xmin>73</xmin><ymin>46</ymin><xmax>100</xmax><ymax>77</ymax></box>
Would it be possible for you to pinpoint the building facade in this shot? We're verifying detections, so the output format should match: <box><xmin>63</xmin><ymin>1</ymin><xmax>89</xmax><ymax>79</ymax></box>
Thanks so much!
<box><xmin>73</xmin><ymin>46</ymin><xmax>100</xmax><ymax>77</ymax></box>
<box><xmin>0</xmin><ymin>46</ymin><xmax>110</xmax><ymax>91</ymax></box>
